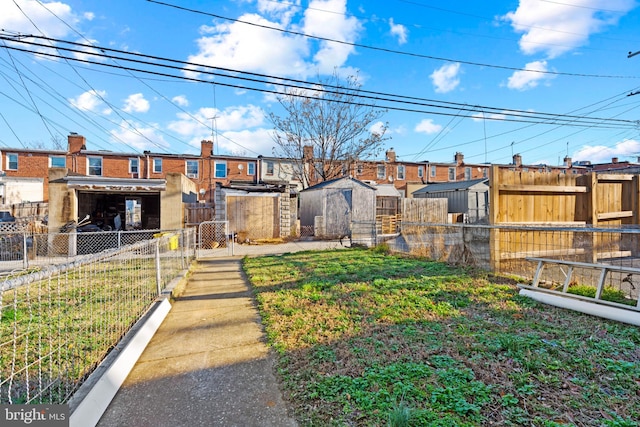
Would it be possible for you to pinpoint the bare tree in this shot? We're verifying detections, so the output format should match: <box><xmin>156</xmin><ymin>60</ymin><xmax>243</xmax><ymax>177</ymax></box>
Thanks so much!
<box><xmin>269</xmin><ymin>72</ymin><xmax>390</xmax><ymax>188</ymax></box>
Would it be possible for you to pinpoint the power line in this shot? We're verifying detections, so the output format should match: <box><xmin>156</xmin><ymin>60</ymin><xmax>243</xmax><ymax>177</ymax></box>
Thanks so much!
<box><xmin>1</xmin><ymin>35</ymin><xmax>636</xmax><ymax>130</ymax></box>
<box><xmin>145</xmin><ymin>0</ymin><xmax>639</xmax><ymax>80</ymax></box>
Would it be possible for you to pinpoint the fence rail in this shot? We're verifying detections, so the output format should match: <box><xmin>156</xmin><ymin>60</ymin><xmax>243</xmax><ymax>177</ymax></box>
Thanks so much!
<box><xmin>0</xmin><ymin>229</ymin><xmax>195</xmax><ymax>405</ymax></box>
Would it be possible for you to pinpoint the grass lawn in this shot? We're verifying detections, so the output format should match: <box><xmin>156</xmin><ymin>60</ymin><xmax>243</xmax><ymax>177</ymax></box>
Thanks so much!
<box><xmin>243</xmin><ymin>247</ymin><xmax>640</xmax><ymax>427</ymax></box>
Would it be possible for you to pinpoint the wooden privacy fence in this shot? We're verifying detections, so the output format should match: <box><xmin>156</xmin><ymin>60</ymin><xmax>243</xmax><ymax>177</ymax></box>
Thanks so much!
<box><xmin>489</xmin><ymin>165</ymin><xmax>640</xmax><ymax>271</ymax></box>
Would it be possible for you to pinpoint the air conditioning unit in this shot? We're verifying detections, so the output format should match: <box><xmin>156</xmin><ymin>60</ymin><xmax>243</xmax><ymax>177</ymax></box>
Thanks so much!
<box><xmin>187</xmin><ymin>173</ymin><xmax>198</xmax><ymax>179</ymax></box>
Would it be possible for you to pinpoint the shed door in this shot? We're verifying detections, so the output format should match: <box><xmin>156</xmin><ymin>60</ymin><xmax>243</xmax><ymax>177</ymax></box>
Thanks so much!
<box><xmin>325</xmin><ymin>189</ymin><xmax>352</xmax><ymax>237</ymax></box>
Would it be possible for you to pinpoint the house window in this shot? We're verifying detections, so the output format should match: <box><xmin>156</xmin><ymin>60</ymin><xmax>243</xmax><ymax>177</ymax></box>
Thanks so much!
<box><xmin>186</xmin><ymin>160</ymin><xmax>199</xmax><ymax>178</ymax></box>
<box><xmin>153</xmin><ymin>158</ymin><xmax>162</xmax><ymax>173</ymax></box>
<box><xmin>430</xmin><ymin>165</ymin><xmax>436</xmax><ymax>177</ymax></box>
<box><xmin>483</xmin><ymin>168</ymin><xmax>488</xmax><ymax>178</ymax></box>
<box><xmin>129</xmin><ymin>158</ymin><xmax>139</xmax><ymax>174</ymax></box>
<box><xmin>464</xmin><ymin>167</ymin><xmax>471</xmax><ymax>180</ymax></box>
<box><xmin>6</xmin><ymin>153</ymin><xmax>18</xmax><ymax>170</ymax></box>
<box><xmin>397</xmin><ymin>165</ymin><xmax>405</xmax><ymax>180</ymax></box>
<box><xmin>49</xmin><ymin>155</ymin><xmax>65</xmax><ymax>168</ymax></box>
<box><xmin>247</xmin><ymin>162</ymin><xmax>255</xmax><ymax>175</ymax></box>
<box><xmin>418</xmin><ymin>166</ymin><xmax>424</xmax><ymax>178</ymax></box>
<box><xmin>215</xmin><ymin>160</ymin><xmax>227</xmax><ymax>178</ymax></box>
<box><xmin>266</xmin><ymin>161</ymin><xmax>274</xmax><ymax>176</ymax></box>
<box><xmin>448</xmin><ymin>167</ymin><xmax>455</xmax><ymax>181</ymax></box>
<box><xmin>377</xmin><ymin>165</ymin><xmax>386</xmax><ymax>179</ymax></box>
<box><xmin>356</xmin><ymin>163</ymin><xmax>364</xmax><ymax>175</ymax></box>
<box><xmin>88</xmin><ymin>156</ymin><xmax>103</xmax><ymax>176</ymax></box>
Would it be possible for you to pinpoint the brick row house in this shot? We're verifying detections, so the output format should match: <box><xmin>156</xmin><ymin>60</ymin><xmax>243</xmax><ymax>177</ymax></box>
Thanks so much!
<box><xmin>0</xmin><ymin>133</ymin><xmax>588</xmax><ymax>218</ymax></box>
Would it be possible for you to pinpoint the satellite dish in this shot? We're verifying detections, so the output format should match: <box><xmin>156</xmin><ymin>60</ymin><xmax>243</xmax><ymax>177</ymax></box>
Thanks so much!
<box><xmin>238</xmin><ymin>164</ymin><xmax>244</xmax><ymax>170</ymax></box>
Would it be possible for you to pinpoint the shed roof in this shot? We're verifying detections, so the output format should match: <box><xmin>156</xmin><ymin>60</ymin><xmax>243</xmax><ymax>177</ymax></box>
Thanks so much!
<box><xmin>372</xmin><ymin>183</ymin><xmax>402</xmax><ymax>197</ymax></box>
<box><xmin>413</xmin><ymin>178</ymin><xmax>488</xmax><ymax>195</ymax></box>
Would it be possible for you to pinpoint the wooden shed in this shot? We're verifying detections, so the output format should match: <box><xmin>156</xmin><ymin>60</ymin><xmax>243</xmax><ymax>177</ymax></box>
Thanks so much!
<box><xmin>412</xmin><ymin>178</ymin><xmax>489</xmax><ymax>223</ymax></box>
<box><xmin>299</xmin><ymin>177</ymin><xmax>376</xmax><ymax>238</ymax></box>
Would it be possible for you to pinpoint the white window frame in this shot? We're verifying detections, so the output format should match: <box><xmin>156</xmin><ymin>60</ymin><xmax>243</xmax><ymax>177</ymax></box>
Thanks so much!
<box><xmin>448</xmin><ymin>167</ymin><xmax>456</xmax><ymax>181</ymax></box>
<box><xmin>464</xmin><ymin>167</ymin><xmax>471</xmax><ymax>180</ymax></box>
<box><xmin>49</xmin><ymin>155</ymin><xmax>66</xmax><ymax>168</ymax></box>
<box><xmin>88</xmin><ymin>156</ymin><xmax>103</xmax><ymax>176</ymax></box>
<box><xmin>129</xmin><ymin>158</ymin><xmax>139</xmax><ymax>174</ymax></box>
<box><xmin>266</xmin><ymin>161</ymin><xmax>274</xmax><ymax>176</ymax></box>
<box><xmin>6</xmin><ymin>153</ymin><xmax>18</xmax><ymax>170</ymax></box>
<box><xmin>247</xmin><ymin>162</ymin><xmax>255</xmax><ymax>176</ymax></box>
<box><xmin>186</xmin><ymin>160</ymin><xmax>199</xmax><ymax>179</ymax></box>
<box><xmin>153</xmin><ymin>158</ymin><xmax>162</xmax><ymax>173</ymax></box>
<box><xmin>397</xmin><ymin>165</ymin><xmax>405</xmax><ymax>180</ymax></box>
<box><xmin>356</xmin><ymin>163</ymin><xmax>364</xmax><ymax>175</ymax></box>
<box><xmin>377</xmin><ymin>165</ymin><xmax>386</xmax><ymax>179</ymax></box>
<box><xmin>417</xmin><ymin>166</ymin><xmax>424</xmax><ymax>179</ymax></box>
<box><xmin>214</xmin><ymin>160</ymin><xmax>227</xmax><ymax>178</ymax></box>
<box><xmin>430</xmin><ymin>165</ymin><xmax>436</xmax><ymax>177</ymax></box>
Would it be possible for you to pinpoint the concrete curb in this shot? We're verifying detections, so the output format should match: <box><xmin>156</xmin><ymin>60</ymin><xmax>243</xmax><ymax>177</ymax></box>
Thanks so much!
<box><xmin>69</xmin><ymin>298</ymin><xmax>172</xmax><ymax>427</ymax></box>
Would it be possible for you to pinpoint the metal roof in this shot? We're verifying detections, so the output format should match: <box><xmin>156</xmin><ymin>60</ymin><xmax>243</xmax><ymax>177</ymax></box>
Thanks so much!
<box><xmin>412</xmin><ymin>178</ymin><xmax>489</xmax><ymax>195</ymax></box>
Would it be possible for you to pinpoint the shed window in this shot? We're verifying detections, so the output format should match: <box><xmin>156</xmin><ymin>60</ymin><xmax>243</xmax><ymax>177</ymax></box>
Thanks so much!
<box><xmin>88</xmin><ymin>157</ymin><xmax>103</xmax><ymax>176</ymax></box>
<box><xmin>377</xmin><ymin>165</ymin><xmax>386</xmax><ymax>179</ymax></box>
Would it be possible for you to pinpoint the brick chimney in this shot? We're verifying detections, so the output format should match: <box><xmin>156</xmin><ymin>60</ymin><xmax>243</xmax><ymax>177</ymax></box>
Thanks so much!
<box><xmin>67</xmin><ymin>133</ymin><xmax>86</xmax><ymax>154</ymax></box>
<box><xmin>201</xmin><ymin>140</ymin><xmax>213</xmax><ymax>157</ymax></box>
<box><xmin>303</xmin><ymin>145</ymin><xmax>314</xmax><ymax>161</ymax></box>
<box><xmin>563</xmin><ymin>156</ymin><xmax>572</xmax><ymax>168</ymax></box>
<box><xmin>386</xmin><ymin>148</ymin><xmax>396</xmax><ymax>163</ymax></box>
<box><xmin>513</xmin><ymin>153</ymin><xmax>522</xmax><ymax>167</ymax></box>
<box><xmin>454</xmin><ymin>152</ymin><xmax>464</xmax><ymax>165</ymax></box>
<box><xmin>612</xmin><ymin>157</ymin><xmax>619</xmax><ymax>164</ymax></box>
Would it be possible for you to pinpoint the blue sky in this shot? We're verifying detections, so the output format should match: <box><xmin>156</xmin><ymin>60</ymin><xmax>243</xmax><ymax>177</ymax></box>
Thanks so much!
<box><xmin>1</xmin><ymin>0</ymin><xmax>639</xmax><ymax>166</ymax></box>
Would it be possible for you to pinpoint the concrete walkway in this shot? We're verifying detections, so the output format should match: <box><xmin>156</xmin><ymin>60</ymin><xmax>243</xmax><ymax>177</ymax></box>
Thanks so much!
<box><xmin>96</xmin><ymin>257</ymin><xmax>297</xmax><ymax>427</ymax></box>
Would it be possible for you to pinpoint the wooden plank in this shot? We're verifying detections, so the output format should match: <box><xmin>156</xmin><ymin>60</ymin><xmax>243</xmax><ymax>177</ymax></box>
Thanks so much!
<box><xmin>497</xmin><ymin>221</ymin><xmax>586</xmax><ymax>227</ymax></box>
<box><xmin>501</xmin><ymin>248</ymin><xmax>586</xmax><ymax>260</ymax></box>
<box><xmin>597</xmin><ymin>174</ymin><xmax>634</xmax><ymax>181</ymax></box>
<box><xmin>596</xmin><ymin>211</ymin><xmax>633</xmax><ymax>220</ymax></box>
<box><xmin>596</xmin><ymin>251</ymin><xmax>632</xmax><ymax>259</ymax></box>
<box><xmin>498</xmin><ymin>184</ymin><xmax>588</xmax><ymax>193</ymax></box>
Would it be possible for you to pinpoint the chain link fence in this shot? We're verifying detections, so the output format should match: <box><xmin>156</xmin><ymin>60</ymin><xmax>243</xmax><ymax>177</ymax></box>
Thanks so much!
<box><xmin>0</xmin><ymin>229</ymin><xmax>195</xmax><ymax>405</ymax></box>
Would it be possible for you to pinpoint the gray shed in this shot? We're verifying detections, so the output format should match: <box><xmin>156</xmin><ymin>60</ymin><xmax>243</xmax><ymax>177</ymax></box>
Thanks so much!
<box><xmin>299</xmin><ymin>177</ymin><xmax>376</xmax><ymax>238</ymax></box>
<box><xmin>412</xmin><ymin>178</ymin><xmax>489</xmax><ymax>223</ymax></box>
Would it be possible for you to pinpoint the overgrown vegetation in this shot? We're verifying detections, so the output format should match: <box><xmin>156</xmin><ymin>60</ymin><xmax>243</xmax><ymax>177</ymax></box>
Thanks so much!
<box><xmin>244</xmin><ymin>248</ymin><xmax>640</xmax><ymax>427</ymax></box>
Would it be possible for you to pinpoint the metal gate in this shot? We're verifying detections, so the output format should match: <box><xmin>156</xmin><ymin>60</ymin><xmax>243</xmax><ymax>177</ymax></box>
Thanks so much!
<box><xmin>198</xmin><ymin>221</ymin><xmax>233</xmax><ymax>258</ymax></box>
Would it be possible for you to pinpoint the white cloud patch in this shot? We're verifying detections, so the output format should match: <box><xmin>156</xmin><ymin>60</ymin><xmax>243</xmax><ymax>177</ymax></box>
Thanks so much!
<box><xmin>502</xmin><ymin>0</ymin><xmax>636</xmax><ymax>59</ymax></box>
<box><xmin>430</xmin><ymin>63</ymin><xmax>461</xmax><ymax>93</ymax></box>
<box><xmin>172</xmin><ymin>95</ymin><xmax>189</xmax><ymax>107</ymax></box>
<box><xmin>369</xmin><ymin>121</ymin><xmax>387</xmax><ymax>135</ymax></box>
<box><xmin>168</xmin><ymin>105</ymin><xmax>267</xmax><ymax>142</ymax></box>
<box><xmin>218</xmin><ymin>128</ymin><xmax>274</xmax><ymax>155</ymax></box>
<box><xmin>69</xmin><ymin>89</ymin><xmax>111</xmax><ymax>115</ymax></box>
<box><xmin>0</xmin><ymin>0</ymin><xmax>81</xmax><ymax>38</ymax></box>
<box><xmin>506</xmin><ymin>60</ymin><xmax>554</xmax><ymax>90</ymax></box>
<box><xmin>573</xmin><ymin>139</ymin><xmax>640</xmax><ymax>163</ymax></box>
<box><xmin>110</xmin><ymin>120</ymin><xmax>170</xmax><ymax>151</ymax></box>
<box><xmin>471</xmin><ymin>112</ymin><xmax>507</xmax><ymax>121</ymax></box>
<box><xmin>389</xmin><ymin>18</ymin><xmax>408</xmax><ymax>44</ymax></box>
<box><xmin>415</xmin><ymin>119</ymin><xmax>443</xmax><ymax>134</ymax></box>
<box><xmin>185</xmin><ymin>0</ymin><xmax>362</xmax><ymax>79</ymax></box>
<box><xmin>123</xmin><ymin>93</ymin><xmax>150</xmax><ymax>113</ymax></box>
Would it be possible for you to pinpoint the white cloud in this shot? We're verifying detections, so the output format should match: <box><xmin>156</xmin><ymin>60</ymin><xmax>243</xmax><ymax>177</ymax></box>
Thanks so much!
<box><xmin>185</xmin><ymin>0</ymin><xmax>362</xmax><ymax>79</ymax></box>
<box><xmin>369</xmin><ymin>121</ymin><xmax>387</xmax><ymax>135</ymax></box>
<box><xmin>110</xmin><ymin>120</ymin><xmax>170</xmax><ymax>151</ymax></box>
<box><xmin>168</xmin><ymin>105</ymin><xmax>267</xmax><ymax>140</ymax></box>
<box><xmin>573</xmin><ymin>139</ymin><xmax>640</xmax><ymax>163</ymax></box>
<box><xmin>389</xmin><ymin>18</ymin><xmax>408</xmax><ymax>44</ymax></box>
<box><xmin>471</xmin><ymin>112</ymin><xmax>507</xmax><ymax>121</ymax></box>
<box><xmin>123</xmin><ymin>93</ymin><xmax>150</xmax><ymax>113</ymax></box>
<box><xmin>303</xmin><ymin>0</ymin><xmax>363</xmax><ymax>73</ymax></box>
<box><xmin>218</xmin><ymin>128</ymin><xmax>274</xmax><ymax>155</ymax></box>
<box><xmin>430</xmin><ymin>63</ymin><xmax>461</xmax><ymax>93</ymax></box>
<box><xmin>69</xmin><ymin>89</ymin><xmax>111</xmax><ymax>114</ymax></box>
<box><xmin>506</xmin><ymin>60</ymin><xmax>554</xmax><ymax>90</ymax></box>
<box><xmin>0</xmin><ymin>0</ymin><xmax>81</xmax><ymax>38</ymax></box>
<box><xmin>172</xmin><ymin>95</ymin><xmax>189</xmax><ymax>107</ymax></box>
<box><xmin>502</xmin><ymin>0</ymin><xmax>636</xmax><ymax>59</ymax></box>
<box><xmin>415</xmin><ymin>119</ymin><xmax>443</xmax><ymax>134</ymax></box>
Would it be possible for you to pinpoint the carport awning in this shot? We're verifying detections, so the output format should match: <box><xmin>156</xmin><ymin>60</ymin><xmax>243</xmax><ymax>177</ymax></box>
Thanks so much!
<box><xmin>62</xmin><ymin>176</ymin><xmax>166</xmax><ymax>193</ymax></box>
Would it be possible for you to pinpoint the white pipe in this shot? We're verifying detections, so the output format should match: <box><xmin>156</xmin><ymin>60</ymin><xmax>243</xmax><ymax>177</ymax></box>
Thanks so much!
<box><xmin>519</xmin><ymin>288</ymin><xmax>640</xmax><ymax>326</ymax></box>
